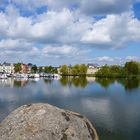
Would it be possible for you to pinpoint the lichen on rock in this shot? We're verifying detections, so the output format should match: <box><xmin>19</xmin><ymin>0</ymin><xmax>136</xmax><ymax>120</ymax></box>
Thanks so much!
<box><xmin>0</xmin><ymin>103</ymin><xmax>99</xmax><ymax>140</ymax></box>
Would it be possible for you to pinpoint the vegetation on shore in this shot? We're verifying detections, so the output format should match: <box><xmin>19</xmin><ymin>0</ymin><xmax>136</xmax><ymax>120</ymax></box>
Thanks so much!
<box><xmin>59</xmin><ymin>64</ymin><xmax>88</xmax><ymax>76</ymax></box>
<box><xmin>95</xmin><ymin>61</ymin><xmax>140</xmax><ymax>78</ymax></box>
<box><xmin>14</xmin><ymin>63</ymin><xmax>58</xmax><ymax>74</ymax></box>
<box><xmin>58</xmin><ymin>76</ymin><xmax>140</xmax><ymax>90</ymax></box>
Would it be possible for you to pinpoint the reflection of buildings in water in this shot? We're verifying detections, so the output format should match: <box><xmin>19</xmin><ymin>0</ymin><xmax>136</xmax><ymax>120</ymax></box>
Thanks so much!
<box><xmin>14</xmin><ymin>79</ymin><xmax>28</xmax><ymax>87</ymax></box>
<box><xmin>0</xmin><ymin>79</ymin><xmax>14</xmax><ymax>87</ymax></box>
<box><xmin>86</xmin><ymin>77</ymin><xmax>96</xmax><ymax>83</ymax></box>
<box><xmin>0</xmin><ymin>79</ymin><xmax>29</xmax><ymax>87</ymax></box>
<box><xmin>21</xmin><ymin>80</ymin><xmax>28</xmax><ymax>87</ymax></box>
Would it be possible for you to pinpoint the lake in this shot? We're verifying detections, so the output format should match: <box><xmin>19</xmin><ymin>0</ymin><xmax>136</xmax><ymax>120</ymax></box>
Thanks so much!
<box><xmin>0</xmin><ymin>77</ymin><xmax>140</xmax><ymax>140</ymax></box>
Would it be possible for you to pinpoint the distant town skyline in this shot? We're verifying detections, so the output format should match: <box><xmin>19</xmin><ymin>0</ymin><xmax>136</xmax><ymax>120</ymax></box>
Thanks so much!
<box><xmin>0</xmin><ymin>0</ymin><xmax>140</xmax><ymax>66</ymax></box>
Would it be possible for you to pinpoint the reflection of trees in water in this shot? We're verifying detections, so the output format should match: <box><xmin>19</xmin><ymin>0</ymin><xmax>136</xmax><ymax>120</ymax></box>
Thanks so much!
<box><xmin>59</xmin><ymin>77</ymin><xmax>69</xmax><ymax>86</ymax></box>
<box><xmin>95</xmin><ymin>78</ymin><xmax>116</xmax><ymax>88</ymax></box>
<box><xmin>95</xmin><ymin>77</ymin><xmax>140</xmax><ymax>90</ymax></box>
<box><xmin>59</xmin><ymin>76</ymin><xmax>88</xmax><ymax>88</ymax></box>
<box><xmin>72</xmin><ymin>77</ymin><xmax>88</xmax><ymax>88</ymax></box>
<box><xmin>14</xmin><ymin>80</ymin><xmax>28</xmax><ymax>87</ymax></box>
<box><xmin>44</xmin><ymin>79</ymin><xmax>53</xmax><ymax>84</ymax></box>
<box><xmin>118</xmin><ymin>78</ymin><xmax>140</xmax><ymax>90</ymax></box>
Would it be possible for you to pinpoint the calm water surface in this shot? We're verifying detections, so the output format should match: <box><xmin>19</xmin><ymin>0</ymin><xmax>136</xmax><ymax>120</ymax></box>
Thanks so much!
<box><xmin>0</xmin><ymin>77</ymin><xmax>140</xmax><ymax>140</ymax></box>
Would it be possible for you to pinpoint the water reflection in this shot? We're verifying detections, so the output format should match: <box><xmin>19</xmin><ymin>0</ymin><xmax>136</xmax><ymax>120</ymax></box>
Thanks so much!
<box><xmin>95</xmin><ymin>78</ymin><xmax>116</xmax><ymax>88</ymax></box>
<box><xmin>59</xmin><ymin>77</ymin><xmax>140</xmax><ymax>90</ymax></box>
<box><xmin>118</xmin><ymin>78</ymin><xmax>140</xmax><ymax>90</ymax></box>
<box><xmin>59</xmin><ymin>76</ymin><xmax>88</xmax><ymax>88</ymax></box>
<box><xmin>0</xmin><ymin>79</ymin><xmax>14</xmax><ymax>87</ymax></box>
<box><xmin>0</xmin><ymin>77</ymin><xmax>140</xmax><ymax>91</ymax></box>
<box><xmin>0</xmin><ymin>77</ymin><xmax>140</xmax><ymax>140</ymax></box>
<box><xmin>95</xmin><ymin>77</ymin><xmax>140</xmax><ymax>90</ymax></box>
<box><xmin>14</xmin><ymin>79</ymin><xmax>28</xmax><ymax>87</ymax></box>
<box><xmin>44</xmin><ymin>78</ymin><xmax>53</xmax><ymax>84</ymax></box>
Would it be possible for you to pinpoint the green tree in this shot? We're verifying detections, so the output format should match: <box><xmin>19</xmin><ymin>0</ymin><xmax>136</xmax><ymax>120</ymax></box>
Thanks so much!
<box><xmin>124</xmin><ymin>61</ymin><xmax>140</xmax><ymax>75</ymax></box>
<box><xmin>60</xmin><ymin>65</ymin><xmax>69</xmax><ymax>75</ymax></box>
<box><xmin>71</xmin><ymin>64</ymin><xmax>87</xmax><ymax>76</ymax></box>
<box><xmin>38</xmin><ymin>67</ymin><xmax>43</xmax><ymax>73</ymax></box>
<box><xmin>44</xmin><ymin>66</ymin><xmax>58</xmax><ymax>74</ymax></box>
<box><xmin>71</xmin><ymin>64</ymin><xmax>80</xmax><ymax>75</ymax></box>
<box><xmin>95</xmin><ymin>65</ymin><xmax>110</xmax><ymax>77</ymax></box>
<box><xmin>79</xmin><ymin>64</ymin><xmax>88</xmax><ymax>75</ymax></box>
<box><xmin>31</xmin><ymin>65</ymin><xmax>37</xmax><ymax>73</ymax></box>
<box><xmin>51</xmin><ymin>68</ymin><xmax>58</xmax><ymax>74</ymax></box>
<box><xmin>14</xmin><ymin>63</ymin><xmax>21</xmax><ymax>73</ymax></box>
<box><xmin>110</xmin><ymin>65</ymin><xmax>121</xmax><ymax>73</ymax></box>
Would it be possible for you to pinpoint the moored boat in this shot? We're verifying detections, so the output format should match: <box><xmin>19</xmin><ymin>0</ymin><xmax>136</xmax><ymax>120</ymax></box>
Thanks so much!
<box><xmin>0</xmin><ymin>74</ymin><xmax>8</xmax><ymax>79</ymax></box>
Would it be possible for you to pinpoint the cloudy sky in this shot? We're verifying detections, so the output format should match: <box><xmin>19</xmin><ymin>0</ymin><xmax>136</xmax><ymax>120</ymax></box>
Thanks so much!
<box><xmin>0</xmin><ymin>0</ymin><xmax>140</xmax><ymax>66</ymax></box>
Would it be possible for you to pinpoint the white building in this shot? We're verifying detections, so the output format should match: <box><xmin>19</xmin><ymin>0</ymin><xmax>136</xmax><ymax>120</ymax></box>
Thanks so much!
<box><xmin>87</xmin><ymin>63</ymin><xmax>100</xmax><ymax>75</ymax></box>
<box><xmin>0</xmin><ymin>63</ymin><xmax>14</xmax><ymax>74</ymax></box>
<box><xmin>87</xmin><ymin>67</ymin><xmax>99</xmax><ymax>75</ymax></box>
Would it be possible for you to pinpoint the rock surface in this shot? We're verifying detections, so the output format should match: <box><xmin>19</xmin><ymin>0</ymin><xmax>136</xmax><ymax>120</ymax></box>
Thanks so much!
<box><xmin>0</xmin><ymin>103</ymin><xmax>99</xmax><ymax>140</ymax></box>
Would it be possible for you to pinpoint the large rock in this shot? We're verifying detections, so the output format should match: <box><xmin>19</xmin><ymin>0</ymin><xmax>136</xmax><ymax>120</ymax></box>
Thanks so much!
<box><xmin>0</xmin><ymin>103</ymin><xmax>99</xmax><ymax>140</ymax></box>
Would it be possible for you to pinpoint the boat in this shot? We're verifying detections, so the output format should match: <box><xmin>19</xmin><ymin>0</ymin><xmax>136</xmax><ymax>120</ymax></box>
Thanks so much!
<box><xmin>34</xmin><ymin>74</ymin><xmax>40</xmax><ymax>78</ymax></box>
<box><xmin>15</xmin><ymin>74</ymin><xmax>28</xmax><ymax>78</ymax></box>
<box><xmin>0</xmin><ymin>74</ymin><xmax>8</xmax><ymax>79</ymax></box>
<box><xmin>53</xmin><ymin>74</ymin><xmax>61</xmax><ymax>79</ymax></box>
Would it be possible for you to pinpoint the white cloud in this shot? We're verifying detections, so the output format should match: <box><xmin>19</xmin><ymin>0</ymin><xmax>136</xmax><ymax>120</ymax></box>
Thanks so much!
<box><xmin>91</xmin><ymin>56</ymin><xmax>140</xmax><ymax>65</ymax></box>
<box><xmin>95</xmin><ymin>56</ymin><xmax>114</xmax><ymax>62</ymax></box>
<box><xmin>10</xmin><ymin>0</ymin><xmax>132</xmax><ymax>15</ymax></box>
<box><xmin>80</xmin><ymin>0</ymin><xmax>131</xmax><ymax>15</ymax></box>
<box><xmin>43</xmin><ymin>45</ymin><xmax>76</xmax><ymax>56</ymax></box>
<box><xmin>0</xmin><ymin>2</ymin><xmax>139</xmax><ymax>65</ymax></box>
<box><xmin>81</xmin><ymin>17</ymin><xmax>112</xmax><ymax>44</ymax></box>
<box><xmin>81</xmin><ymin>12</ymin><xmax>140</xmax><ymax>48</ymax></box>
<box><xmin>125</xmin><ymin>56</ymin><xmax>139</xmax><ymax>61</ymax></box>
<box><xmin>0</xmin><ymin>39</ymin><xmax>32</xmax><ymax>51</ymax></box>
<box><xmin>1</xmin><ymin>6</ymin><xmax>140</xmax><ymax>49</ymax></box>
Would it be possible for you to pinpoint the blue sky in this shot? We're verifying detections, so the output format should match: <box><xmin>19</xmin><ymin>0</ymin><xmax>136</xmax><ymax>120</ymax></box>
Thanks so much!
<box><xmin>0</xmin><ymin>0</ymin><xmax>140</xmax><ymax>66</ymax></box>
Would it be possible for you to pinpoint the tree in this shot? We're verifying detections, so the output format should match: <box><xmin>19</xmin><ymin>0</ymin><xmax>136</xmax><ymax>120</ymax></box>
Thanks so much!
<box><xmin>71</xmin><ymin>64</ymin><xmax>80</xmax><ymax>75</ymax></box>
<box><xmin>31</xmin><ymin>65</ymin><xmax>37</xmax><ymax>73</ymax></box>
<box><xmin>71</xmin><ymin>64</ymin><xmax>87</xmax><ymax>75</ymax></box>
<box><xmin>44</xmin><ymin>66</ymin><xmax>58</xmax><ymax>74</ymax></box>
<box><xmin>14</xmin><ymin>63</ymin><xmax>21</xmax><ymax>73</ymax></box>
<box><xmin>51</xmin><ymin>68</ymin><xmax>58</xmax><ymax>74</ymax></box>
<box><xmin>79</xmin><ymin>64</ymin><xmax>88</xmax><ymax>75</ymax></box>
<box><xmin>38</xmin><ymin>67</ymin><xmax>43</xmax><ymax>73</ymax></box>
<box><xmin>110</xmin><ymin>65</ymin><xmax>121</xmax><ymax>73</ymax></box>
<box><xmin>95</xmin><ymin>65</ymin><xmax>110</xmax><ymax>77</ymax></box>
<box><xmin>124</xmin><ymin>61</ymin><xmax>140</xmax><ymax>75</ymax></box>
<box><xmin>60</xmin><ymin>65</ymin><xmax>69</xmax><ymax>75</ymax></box>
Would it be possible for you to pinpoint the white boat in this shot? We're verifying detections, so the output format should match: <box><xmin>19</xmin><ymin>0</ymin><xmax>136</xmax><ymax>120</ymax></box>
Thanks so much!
<box><xmin>34</xmin><ymin>74</ymin><xmax>40</xmax><ymax>78</ymax></box>
<box><xmin>0</xmin><ymin>74</ymin><xmax>8</xmax><ymax>79</ymax></box>
<box><xmin>15</xmin><ymin>74</ymin><xmax>28</xmax><ymax>78</ymax></box>
<box><xmin>53</xmin><ymin>74</ymin><xmax>61</xmax><ymax>79</ymax></box>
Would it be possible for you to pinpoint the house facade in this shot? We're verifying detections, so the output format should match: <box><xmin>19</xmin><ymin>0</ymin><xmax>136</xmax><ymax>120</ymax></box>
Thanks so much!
<box><xmin>87</xmin><ymin>63</ymin><xmax>100</xmax><ymax>75</ymax></box>
<box><xmin>0</xmin><ymin>63</ymin><xmax>14</xmax><ymax>74</ymax></box>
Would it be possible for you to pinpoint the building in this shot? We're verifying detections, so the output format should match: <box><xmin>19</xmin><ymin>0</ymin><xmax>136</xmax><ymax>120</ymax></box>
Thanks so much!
<box><xmin>87</xmin><ymin>63</ymin><xmax>100</xmax><ymax>75</ymax></box>
<box><xmin>0</xmin><ymin>63</ymin><xmax>14</xmax><ymax>74</ymax></box>
<box><xmin>27</xmin><ymin>63</ymin><xmax>33</xmax><ymax>73</ymax></box>
<box><xmin>87</xmin><ymin>67</ymin><xmax>99</xmax><ymax>75</ymax></box>
<box><xmin>87</xmin><ymin>63</ymin><xmax>99</xmax><ymax>69</ymax></box>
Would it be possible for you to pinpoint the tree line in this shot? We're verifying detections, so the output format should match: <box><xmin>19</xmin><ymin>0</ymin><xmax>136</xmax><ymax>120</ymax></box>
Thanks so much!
<box><xmin>95</xmin><ymin>61</ymin><xmax>140</xmax><ymax>78</ymax></box>
<box><xmin>59</xmin><ymin>64</ymin><xmax>88</xmax><ymax>76</ymax></box>
<box><xmin>14</xmin><ymin>63</ymin><xmax>58</xmax><ymax>74</ymax></box>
